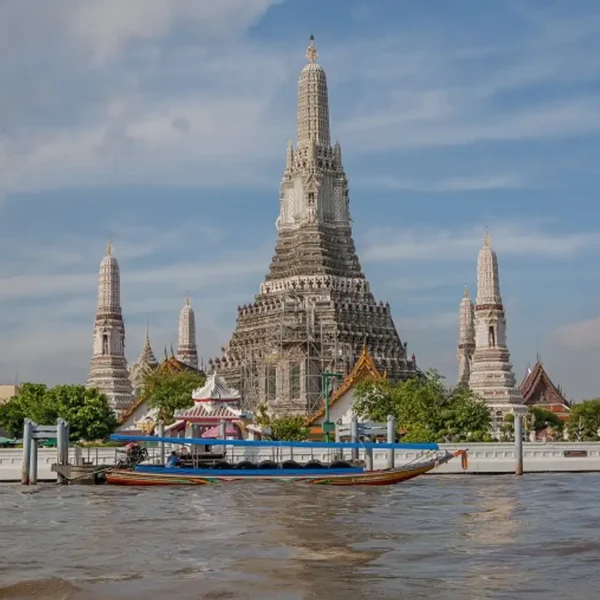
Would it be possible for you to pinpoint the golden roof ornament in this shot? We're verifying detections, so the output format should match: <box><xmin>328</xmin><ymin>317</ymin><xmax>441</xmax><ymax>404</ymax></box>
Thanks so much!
<box><xmin>306</xmin><ymin>34</ymin><xmax>318</xmax><ymax>63</ymax></box>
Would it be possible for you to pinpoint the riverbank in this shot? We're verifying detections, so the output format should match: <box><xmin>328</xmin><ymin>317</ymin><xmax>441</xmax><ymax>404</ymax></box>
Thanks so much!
<box><xmin>1</xmin><ymin>442</ymin><xmax>599</xmax><ymax>481</ymax></box>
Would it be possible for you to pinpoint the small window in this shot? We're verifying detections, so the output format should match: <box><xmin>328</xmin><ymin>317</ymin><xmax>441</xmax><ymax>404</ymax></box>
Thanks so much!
<box><xmin>267</xmin><ymin>366</ymin><xmax>277</xmax><ymax>402</ymax></box>
<box><xmin>289</xmin><ymin>363</ymin><xmax>301</xmax><ymax>400</ymax></box>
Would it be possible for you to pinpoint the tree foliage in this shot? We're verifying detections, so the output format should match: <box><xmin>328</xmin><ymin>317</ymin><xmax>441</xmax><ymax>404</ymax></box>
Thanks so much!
<box><xmin>254</xmin><ymin>402</ymin><xmax>271</xmax><ymax>429</ymax></box>
<box><xmin>0</xmin><ymin>383</ymin><xmax>117</xmax><ymax>441</ymax></box>
<box><xmin>269</xmin><ymin>415</ymin><xmax>310</xmax><ymax>441</ymax></box>
<box><xmin>567</xmin><ymin>399</ymin><xmax>600</xmax><ymax>441</ymax></box>
<box><xmin>352</xmin><ymin>370</ymin><xmax>492</xmax><ymax>442</ymax></box>
<box><xmin>51</xmin><ymin>385</ymin><xmax>117</xmax><ymax>441</ymax></box>
<box><xmin>252</xmin><ymin>404</ymin><xmax>310</xmax><ymax>441</ymax></box>
<box><xmin>143</xmin><ymin>369</ymin><xmax>206</xmax><ymax>422</ymax></box>
<box><xmin>527</xmin><ymin>406</ymin><xmax>564</xmax><ymax>433</ymax></box>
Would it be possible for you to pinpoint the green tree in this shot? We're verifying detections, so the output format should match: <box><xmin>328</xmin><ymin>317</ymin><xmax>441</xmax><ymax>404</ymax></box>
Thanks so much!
<box><xmin>270</xmin><ymin>415</ymin><xmax>310</xmax><ymax>441</ymax></box>
<box><xmin>351</xmin><ymin>378</ymin><xmax>398</xmax><ymax>423</ymax></box>
<box><xmin>51</xmin><ymin>385</ymin><xmax>117</xmax><ymax>441</ymax></box>
<box><xmin>439</xmin><ymin>386</ymin><xmax>493</xmax><ymax>442</ymax></box>
<box><xmin>500</xmin><ymin>412</ymin><xmax>515</xmax><ymax>442</ymax></box>
<box><xmin>254</xmin><ymin>402</ymin><xmax>271</xmax><ymax>429</ymax></box>
<box><xmin>567</xmin><ymin>399</ymin><xmax>600</xmax><ymax>441</ymax></box>
<box><xmin>0</xmin><ymin>383</ymin><xmax>116</xmax><ymax>441</ymax></box>
<box><xmin>352</xmin><ymin>370</ymin><xmax>492</xmax><ymax>442</ymax></box>
<box><xmin>0</xmin><ymin>384</ymin><xmax>54</xmax><ymax>437</ymax></box>
<box><xmin>144</xmin><ymin>370</ymin><xmax>206</xmax><ymax>422</ymax></box>
<box><xmin>527</xmin><ymin>406</ymin><xmax>564</xmax><ymax>433</ymax></box>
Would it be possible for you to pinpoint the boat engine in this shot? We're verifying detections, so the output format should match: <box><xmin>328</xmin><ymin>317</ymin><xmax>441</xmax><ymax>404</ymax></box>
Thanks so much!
<box><xmin>116</xmin><ymin>443</ymin><xmax>149</xmax><ymax>468</ymax></box>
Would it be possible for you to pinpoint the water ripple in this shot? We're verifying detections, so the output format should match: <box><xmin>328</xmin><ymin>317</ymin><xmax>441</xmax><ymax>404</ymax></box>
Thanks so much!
<box><xmin>2</xmin><ymin>475</ymin><xmax>600</xmax><ymax>599</ymax></box>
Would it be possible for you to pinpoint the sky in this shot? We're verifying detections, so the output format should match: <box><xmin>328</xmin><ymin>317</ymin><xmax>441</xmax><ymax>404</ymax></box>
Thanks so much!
<box><xmin>1</xmin><ymin>0</ymin><xmax>599</xmax><ymax>401</ymax></box>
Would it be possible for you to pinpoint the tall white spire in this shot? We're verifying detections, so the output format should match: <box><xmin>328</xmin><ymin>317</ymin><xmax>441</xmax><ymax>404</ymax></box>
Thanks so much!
<box><xmin>476</xmin><ymin>231</ymin><xmax>502</xmax><ymax>306</ymax></box>
<box><xmin>97</xmin><ymin>239</ymin><xmax>120</xmax><ymax>311</ymax></box>
<box><xmin>177</xmin><ymin>294</ymin><xmax>198</xmax><ymax>369</ymax></box>
<box><xmin>457</xmin><ymin>285</ymin><xmax>475</xmax><ymax>386</ymax></box>
<box><xmin>468</xmin><ymin>232</ymin><xmax>522</xmax><ymax>426</ymax></box>
<box><xmin>87</xmin><ymin>241</ymin><xmax>133</xmax><ymax>413</ymax></box>
<box><xmin>296</xmin><ymin>34</ymin><xmax>330</xmax><ymax>148</ymax></box>
<box><xmin>277</xmin><ymin>36</ymin><xmax>350</xmax><ymax>232</ymax></box>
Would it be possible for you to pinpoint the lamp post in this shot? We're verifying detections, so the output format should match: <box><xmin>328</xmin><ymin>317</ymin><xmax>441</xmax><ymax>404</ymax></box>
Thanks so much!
<box><xmin>322</xmin><ymin>371</ymin><xmax>343</xmax><ymax>441</ymax></box>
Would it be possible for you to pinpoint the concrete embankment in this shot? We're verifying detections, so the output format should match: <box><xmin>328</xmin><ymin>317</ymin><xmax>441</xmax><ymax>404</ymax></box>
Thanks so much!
<box><xmin>1</xmin><ymin>442</ymin><xmax>599</xmax><ymax>482</ymax></box>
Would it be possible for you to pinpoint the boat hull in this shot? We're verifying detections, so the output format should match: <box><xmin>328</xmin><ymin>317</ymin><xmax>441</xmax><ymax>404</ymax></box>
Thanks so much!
<box><xmin>105</xmin><ymin>451</ymin><xmax>465</xmax><ymax>486</ymax></box>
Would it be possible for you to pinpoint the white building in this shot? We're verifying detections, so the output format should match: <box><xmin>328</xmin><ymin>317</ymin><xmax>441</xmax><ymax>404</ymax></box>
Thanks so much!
<box><xmin>467</xmin><ymin>233</ymin><xmax>523</xmax><ymax>426</ymax></box>
<box><xmin>87</xmin><ymin>242</ymin><xmax>133</xmax><ymax>413</ymax></box>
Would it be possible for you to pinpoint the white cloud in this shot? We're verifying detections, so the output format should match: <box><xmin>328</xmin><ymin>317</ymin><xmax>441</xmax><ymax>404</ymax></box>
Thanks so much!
<box><xmin>388</xmin><ymin>272</ymin><xmax>470</xmax><ymax>294</ymax></box>
<box><xmin>362</xmin><ymin>221</ymin><xmax>600</xmax><ymax>262</ymax></box>
<box><xmin>1</xmin><ymin>2</ymin><xmax>599</xmax><ymax>198</ymax></box>
<box><xmin>396</xmin><ymin>312</ymin><xmax>457</xmax><ymax>332</ymax></box>
<box><xmin>0</xmin><ymin>0</ymin><xmax>289</xmax><ymax>195</ymax></box>
<box><xmin>0</xmin><ymin>223</ymin><xmax>269</xmax><ymax>302</ymax></box>
<box><xmin>356</xmin><ymin>174</ymin><xmax>522</xmax><ymax>192</ymax></box>
<box><xmin>0</xmin><ymin>221</ymin><xmax>272</xmax><ymax>384</ymax></box>
<box><xmin>331</xmin><ymin>11</ymin><xmax>600</xmax><ymax>153</ymax></box>
<box><xmin>341</xmin><ymin>96</ymin><xmax>600</xmax><ymax>153</ymax></box>
<box><xmin>554</xmin><ymin>317</ymin><xmax>600</xmax><ymax>350</ymax></box>
<box><xmin>4</xmin><ymin>0</ymin><xmax>281</xmax><ymax>66</ymax></box>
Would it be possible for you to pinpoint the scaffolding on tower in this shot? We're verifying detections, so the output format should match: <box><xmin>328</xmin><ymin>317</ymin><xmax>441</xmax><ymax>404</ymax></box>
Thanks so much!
<box><xmin>236</xmin><ymin>294</ymin><xmax>348</xmax><ymax>416</ymax></box>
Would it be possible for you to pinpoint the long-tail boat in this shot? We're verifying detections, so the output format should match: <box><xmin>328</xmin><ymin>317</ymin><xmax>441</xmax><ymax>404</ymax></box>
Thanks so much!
<box><xmin>105</xmin><ymin>435</ymin><xmax>468</xmax><ymax>486</ymax></box>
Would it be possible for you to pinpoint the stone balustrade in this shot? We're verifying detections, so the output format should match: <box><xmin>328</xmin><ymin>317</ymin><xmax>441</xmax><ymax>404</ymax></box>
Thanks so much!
<box><xmin>1</xmin><ymin>442</ymin><xmax>600</xmax><ymax>482</ymax></box>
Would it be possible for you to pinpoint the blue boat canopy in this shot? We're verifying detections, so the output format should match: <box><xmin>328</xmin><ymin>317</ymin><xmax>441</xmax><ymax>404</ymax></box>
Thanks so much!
<box><xmin>109</xmin><ymin>433</ymin><xmax>439</xmax><ymax>451</ymax></box>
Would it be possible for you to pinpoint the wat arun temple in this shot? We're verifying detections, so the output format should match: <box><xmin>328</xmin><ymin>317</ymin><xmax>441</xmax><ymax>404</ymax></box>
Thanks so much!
<box><xmin>87</xmin><ymin>37</ymin><xmax>570</xmax><ymax>426</ymax></box>
<box><xmin>87</xmin><ymin>37</ymin><xmax>417</xmax><ymax>416</ymax></box>
<box><xmin>208</xmin><ymin>36</ymin><xmax>416</xmax><ymax>414</ymax></box>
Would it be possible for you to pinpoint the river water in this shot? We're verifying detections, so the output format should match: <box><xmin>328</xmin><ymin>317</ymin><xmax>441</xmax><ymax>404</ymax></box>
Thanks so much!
<box><xmin>1</xmin><ymin>474</ymin><xmax>600</xmax><ymax>599</ymax></box>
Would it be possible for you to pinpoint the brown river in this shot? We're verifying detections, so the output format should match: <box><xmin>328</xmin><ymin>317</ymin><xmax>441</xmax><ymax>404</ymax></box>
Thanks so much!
<box><xmin>1</xmin><ymin>474</ymin><xmax>600</xmax><ymax>599</ymax></box>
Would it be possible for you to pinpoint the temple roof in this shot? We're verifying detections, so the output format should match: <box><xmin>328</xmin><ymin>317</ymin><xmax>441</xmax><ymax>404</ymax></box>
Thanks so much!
<box><xmin>308</xmin><ymin>345</ymin><xmax>386</xmax><ymax>425</ymax></box>
<box><xmin>118</xmin><ymin>396</ymin><xmax>145</xmax><ymax>422</ymax></box>
<box><xmin>120</xmin><ymin>352</ymin><xmax>204</xmax><ymax>424</ymax></box>
<box><xmin>192</xmin><ymin>372</ymin><xmax>240</xmax><ymax>401</ymax></box>
<box><xmin>520</xmin><ymin>361</ymin><xmax>569</xmax><ymax>408</ymax></box>
<box><xmin>174</xmin><ymin>402</ymin><xmax>240</xmax><ymax>421</ymax></box>
<box><xmin>158</xmin><ymin>352</ymin><xmax>203</xmax><ymax>375</ymax></box>
<box><xmin>132</xmin><ymin>333</ymin><xmax>158</xmax><ymax>372</ymax></box>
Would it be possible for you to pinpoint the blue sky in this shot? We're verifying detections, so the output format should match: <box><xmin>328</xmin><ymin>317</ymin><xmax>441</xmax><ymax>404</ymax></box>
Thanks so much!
<box><xmin>1</xmin><ymin>0</ymin><xmax>599</xmax><ymax>401</ymax></box>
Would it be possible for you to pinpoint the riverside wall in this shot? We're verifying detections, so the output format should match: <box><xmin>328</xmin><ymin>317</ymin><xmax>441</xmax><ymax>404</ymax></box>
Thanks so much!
<box><xmin>1</xmin><ymin>442</ymin><xmax>600</xmax><ymax>482</ymax></box>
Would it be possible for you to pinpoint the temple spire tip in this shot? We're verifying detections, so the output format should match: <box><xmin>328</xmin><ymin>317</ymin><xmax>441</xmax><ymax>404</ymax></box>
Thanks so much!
<box><xmin>306</xmin><ymin>34</ymin><xmax>318</xmax><ymax>63</ymax></box>
<box><xmin>483</xmin><ymin>226</ymin><xmax>490</xmax><ymax>247</ymax></box>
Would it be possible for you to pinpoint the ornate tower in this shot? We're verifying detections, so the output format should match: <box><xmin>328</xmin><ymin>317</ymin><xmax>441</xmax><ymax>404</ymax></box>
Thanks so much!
<box><xmin>469</xmin><ymin>233</ymin><xmax>522</xmax><ymax>421</ymax></box>
<box><xmin>457</xmin><ymin>285</ymin><xmax>475</xmax><ymax>386</ymax></box>
<box><xmin>87</xmin><ymin>242</ymin><xmax>134</xmax><ymax>413</ymax></box>
<box><xmin>177</xmin><ymin>295</ymin><xmax>198</xmax><ymax>369</ymax></box>
<box><xmin>129</xmin><ymin>321</ymin><xmax>159</xmax><ymax>398</ymax></box>
<box><xmin>210</xmin><ymin>36</ymin><xmax>416</xmax><ymax>415</ymax></box>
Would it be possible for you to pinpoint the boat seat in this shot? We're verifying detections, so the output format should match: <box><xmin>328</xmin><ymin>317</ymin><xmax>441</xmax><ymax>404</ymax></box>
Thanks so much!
<box><xmin>233</xmin><ymin>460</ymin><xmax>256</xmax><ymax>469</ymax></box>
<box><xmin>257</xmin><ymin>460</ymin><xmax>279</xmax><ymax>470</ymax></box>
<box><xmin>281</xmin><ymin>460</ymin><xmax>303</xmax><ymax>469</ymax></box>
